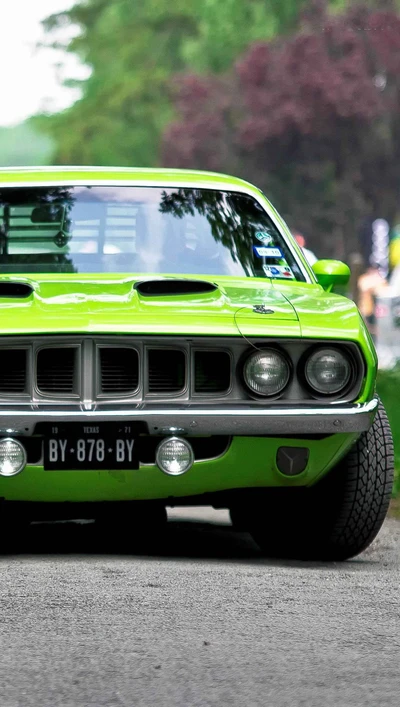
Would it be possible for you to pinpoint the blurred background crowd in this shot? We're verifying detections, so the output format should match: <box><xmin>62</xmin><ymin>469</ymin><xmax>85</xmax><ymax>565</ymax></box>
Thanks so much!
<box><xmin>2</xmin><ymin>0</ymin><xmax>400</xmax><ymax>373</ymax></box>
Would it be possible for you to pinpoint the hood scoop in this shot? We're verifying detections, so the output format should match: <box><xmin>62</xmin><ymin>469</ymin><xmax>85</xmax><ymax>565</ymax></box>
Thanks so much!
<box><xmin>0</xmin><ymin>282</ymin><xmax>34</xmax><ymax>298</ymax></box>
<box><xmin>134</xmin><ymin>279</ymin><xmax>218</xmax><ymax>297</ymax></box>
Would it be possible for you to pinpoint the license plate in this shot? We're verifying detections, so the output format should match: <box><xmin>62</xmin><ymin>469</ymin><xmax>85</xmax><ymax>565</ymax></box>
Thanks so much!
<box><xmin>44</xmin><ymin>424</ymin><xmax>139</xmax><ymax>470</ymax></box>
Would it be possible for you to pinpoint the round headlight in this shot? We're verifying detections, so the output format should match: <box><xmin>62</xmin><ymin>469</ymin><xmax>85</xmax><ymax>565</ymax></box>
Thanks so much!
<box><xmin>243</xmin><ymin>350</ymin><xmax>290</xmax><ymax>396</ymax></box>
<box><xmin>305</xmin><ymin>348</ymin><xmax>352</xmax><ymax>395</ymax></box>
<box><xmin>0</xmin><ymin>438</ymin><xmax>27</xmax><ymax>477</ymax></box>
<box><xmin>156</xmin><ymin>437</ymin><xmax>194</xmax><ymax>476</ymax></box>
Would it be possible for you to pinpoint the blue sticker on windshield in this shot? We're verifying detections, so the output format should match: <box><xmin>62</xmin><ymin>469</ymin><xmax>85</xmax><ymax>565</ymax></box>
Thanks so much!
<box><xmin>255</xmin><ymin>231</ymin><xmax>273</xmax><ymax>245</ymax></box>
<box><xmin>253</xmin><ymin>246</ymin><xmax>282</xmax><ymax>258</ymax></box>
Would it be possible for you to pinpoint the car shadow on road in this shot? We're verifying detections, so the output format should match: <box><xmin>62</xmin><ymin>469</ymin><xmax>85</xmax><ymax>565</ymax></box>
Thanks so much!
<box><xmin>0</xmin><ymin>515</ymin><xmax>369</xmax><ymax>569</ymax></box>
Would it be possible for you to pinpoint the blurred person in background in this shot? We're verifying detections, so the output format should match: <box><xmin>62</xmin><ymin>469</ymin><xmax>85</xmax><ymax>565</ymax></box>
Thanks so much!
<box><xmin>293</xmin><ymin>232</ymin><xmax>318</xmax><ymax>266</ymax></box>
<box><xmin>357</xmin><ymin>264</ymin><xmax>388</xmax><ymax>340</ymax></box>
<box><xmin>358</xmin><ymin>217</ymin><xmax>391</xmax><ymax>340</ymax></box>
<box><xmin>389</xmin><ymin>224</ymin><xmax>400</xmax><ymax>274</ymax></box>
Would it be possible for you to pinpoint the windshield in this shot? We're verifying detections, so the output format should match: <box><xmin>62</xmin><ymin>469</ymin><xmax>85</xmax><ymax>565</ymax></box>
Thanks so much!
<box><xmin>0</xmin><ymin>186</ymin><xmax>305</xmax><ymax>281</ymax></box>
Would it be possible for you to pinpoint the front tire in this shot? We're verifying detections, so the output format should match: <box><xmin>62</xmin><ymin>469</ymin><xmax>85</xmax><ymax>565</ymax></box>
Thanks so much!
<box><xmin>249</xmin><ymin>401</ymin><xmax>394</xmax><ymax>561</ymax></box>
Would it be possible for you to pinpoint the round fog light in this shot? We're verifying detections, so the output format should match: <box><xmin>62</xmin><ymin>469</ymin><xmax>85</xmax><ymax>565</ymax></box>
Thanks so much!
<box><xmin>0</xmin><ymin>438</ymin><xmax>27</xmax><ymax>477</ymax></box>
<box><xmin>156</xmin><ymin>437</ymin><xmax>194</xmax><ymax>476</ymax></box>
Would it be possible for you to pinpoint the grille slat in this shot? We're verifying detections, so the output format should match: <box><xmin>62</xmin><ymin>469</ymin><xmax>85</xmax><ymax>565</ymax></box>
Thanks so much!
<box><xmin>100</xmin><ymin>348</ymin><xmax>139</xmax><ymax>394</ymax></box>
<box><xmin>148</xmin><ymin>350</ymin><xmax>185</xmax><ymax>393</ymax></box>
<box><xmin>0</xmin><ymin>340</ymin><xmax>233</xmax><ymax>400</ymax></box>
<box><xmin>37</xmin><ymin>348</ymin><xmax>76</xmax><ymax>395</ymax></box>
<box><xmin>0</xmin><ymin>349</ymin><xmax>27</xmax><ymax>393</ymax></box>
<box><xmin>195</xmin><ymin>351</ymin><xmax>231</xmax><ymax>393</ymax></box>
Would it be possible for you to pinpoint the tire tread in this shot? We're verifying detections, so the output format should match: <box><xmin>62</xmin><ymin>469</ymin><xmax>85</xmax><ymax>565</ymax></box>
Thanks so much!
<box><xmin>249</xmin><ymin>400</ymin><xmax>394</xmax><ymax>561</ymax></box>
<box><xmin>326</xmin><ymin>401</ymin><xmax>394</xmax><ymax>558</ymax></box>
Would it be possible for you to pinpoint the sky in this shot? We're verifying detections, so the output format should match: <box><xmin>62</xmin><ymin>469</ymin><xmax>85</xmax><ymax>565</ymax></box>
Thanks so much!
<box><xmin>0</xmin><ymin>1</ymin><xmax>89</xmax><ymax>127</ymax></box>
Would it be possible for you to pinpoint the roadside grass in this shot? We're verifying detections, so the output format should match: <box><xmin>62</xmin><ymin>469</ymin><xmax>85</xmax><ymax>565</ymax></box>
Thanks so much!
<box><xmin>389</xmin><ymin>498</ymin><xmax>400</xmax><ymax>519</ymax></box>
<box><xmin>377</xmin><ymin>368</ymin><xmax>400</xmax><ymax>500</ymax></box>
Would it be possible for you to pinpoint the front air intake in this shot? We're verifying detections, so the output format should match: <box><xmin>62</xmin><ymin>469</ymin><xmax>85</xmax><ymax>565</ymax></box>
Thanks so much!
<box><xmin>195</xmin><ymin>351</ymin><xmax>231</xmax><ymax>393</ymax></box>
<box><xmin>135</xmin><ymin>279</ymin><xmax>217</xmax><ymax>296</ymax></box>
<box><xmin>100</xmin><ymin>347</ymin><xmax>139</xmax><ymax>394</ymax></box>
<box><xmin>37</xmin><ymin>348</ymin><xmax>77</xmax><ymax>395</ymax></box>
<box><xmin>0</xmin><ymin>349</ymin><xmax>27</xmax><ymax>393</ymax></box>
<box><xmin>148</xmin><ymin>349</ymin><xmax>186</xmax><ymax>393</ymax></box>
<box><xmin>0</xmin><ymin>282</ymin><xmax>33</xmax><ymax>298</ymax></box>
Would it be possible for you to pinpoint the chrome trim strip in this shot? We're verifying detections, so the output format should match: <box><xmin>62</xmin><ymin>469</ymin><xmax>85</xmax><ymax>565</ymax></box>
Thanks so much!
<box><xmin>0</xmin><ymin>399</ymin><xmax>378</xmax><ymax>437</ymax></box>
<box><xmin>0</xmin><ymin>179</ymin><xmax>312</xmax><ymax>283</ymax></box>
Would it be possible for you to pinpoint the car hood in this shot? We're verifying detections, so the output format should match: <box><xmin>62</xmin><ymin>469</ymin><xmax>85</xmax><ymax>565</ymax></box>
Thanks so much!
<box><xmin>0</xmin><ymin>274</ymin><xmax>365</xmax><ymax>343</ymax></box>
<box><xmin>277</xmin><ymin>284</ymin><xmax>365</xmax><ymax>342</ymax></box>
<box><xmin>0</xmin><ymin>274</ymin><xmax>301</xmax><ymax>337</ymax></box>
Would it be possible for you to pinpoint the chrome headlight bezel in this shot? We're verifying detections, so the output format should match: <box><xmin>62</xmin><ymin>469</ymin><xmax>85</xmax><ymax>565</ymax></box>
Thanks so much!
<box><xmin>302</xmin><ymin>346</ymin><xmax>355</xmax><ymax>398</ymax></box>
<box><xmin>242</xmin><ymin>348</ymin><xmax>291</xmax><ymax>398</ymax></box>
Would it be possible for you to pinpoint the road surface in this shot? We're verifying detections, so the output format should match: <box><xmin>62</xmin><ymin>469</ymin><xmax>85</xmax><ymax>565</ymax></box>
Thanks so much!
<box><xmin>1</xmin><ymin>507</ymin><xmax>400</xmax><ymax>707</ymax></box>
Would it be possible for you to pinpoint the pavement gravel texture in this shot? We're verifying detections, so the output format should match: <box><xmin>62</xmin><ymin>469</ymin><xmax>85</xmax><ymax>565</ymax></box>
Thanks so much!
<box><xmin>1</xmin><ymin>507</ymin><xmax>400</xmax><ymax>707</ymax></box>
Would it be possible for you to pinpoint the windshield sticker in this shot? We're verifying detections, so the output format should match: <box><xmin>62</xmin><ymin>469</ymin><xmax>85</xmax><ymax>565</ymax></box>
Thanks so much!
<box><xmin>253</xmin><ymin>246</ymin><xmax>282</xmax><ymax>258</ymax></box>
<box><xmin>263</xmin><ymin>264</ymin><xmax>295</xmax><ymax>280</ymax></box>
<box><xmin>255</xmin><ymin>231</ymin><xmax>274</xmax><ymax>245</ymax></box>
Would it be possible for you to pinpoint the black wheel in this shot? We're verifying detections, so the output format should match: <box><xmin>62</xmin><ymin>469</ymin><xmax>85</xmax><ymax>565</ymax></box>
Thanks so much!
<box><xmin>249</xmin><ymin>401</ymin><xmax>394</xmax><ymax>561</ymax></box>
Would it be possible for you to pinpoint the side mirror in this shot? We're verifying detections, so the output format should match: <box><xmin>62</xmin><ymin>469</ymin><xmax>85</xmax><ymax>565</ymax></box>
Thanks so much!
<box><xmin>312</xmin><ymin>259</ymin><xmax>351</xmax><ymax>292</ymax></box>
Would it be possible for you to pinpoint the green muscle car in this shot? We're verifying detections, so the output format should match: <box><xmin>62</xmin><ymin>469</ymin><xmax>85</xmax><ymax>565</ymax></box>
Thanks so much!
<box><xmin>0</xmin><ymin>167</ymin><xmax>393</xmax><ymax>559</ymax></box>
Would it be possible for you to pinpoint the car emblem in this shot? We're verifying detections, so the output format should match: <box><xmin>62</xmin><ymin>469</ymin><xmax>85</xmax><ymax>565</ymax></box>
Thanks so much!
<box><xmin>253</xmin><ymin>305</ymin><xmax>274</xmax><ymax>314</ymax></box>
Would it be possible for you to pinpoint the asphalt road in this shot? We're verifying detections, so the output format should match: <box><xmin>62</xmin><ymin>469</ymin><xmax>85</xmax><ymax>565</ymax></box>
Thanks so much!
<box><xmin>1</xmin><ymin>508</ymin><xmax>400</xmax><ymax>707</ymax></box>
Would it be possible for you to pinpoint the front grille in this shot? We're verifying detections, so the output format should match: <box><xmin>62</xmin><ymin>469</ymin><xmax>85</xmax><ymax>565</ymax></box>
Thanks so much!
<box><xmin>0</xmin><ymin>339</ymin><xmax>233</xmax><ymax>401</ymax></box>
<box><xmin>37</xmin><ymin>348</ymin><xmax>76</xmax><ymax>395</ymax></box>
<box><xmin>148</xmin><ymin>349</ymin><xmax>186</xmax><ymax>393</ymax></box>
<box><xmin>100</xmin><ymin>347</ymin><xmax>139</xmax><ymax>394</ymax></box>
<box><xmin>0</xmin><ymin>336</ymin><xmax>364</xmax><ymax>405</ymax></box>
<box><xmin>0</xmin><ymin>349</ymin><xmax>26</xmax><ymax>393</ymax></box>
<box><xmin>195</xmin><ymin>351</ymin><xmax>231</xmax><ymax>393</ymax></box>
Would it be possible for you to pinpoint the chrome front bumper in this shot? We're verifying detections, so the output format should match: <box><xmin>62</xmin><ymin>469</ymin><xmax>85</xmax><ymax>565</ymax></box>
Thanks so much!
<box><xmin>0</xmin><ymin>398</ymin><xmax>378</xmax><ymax>437</ymax></box>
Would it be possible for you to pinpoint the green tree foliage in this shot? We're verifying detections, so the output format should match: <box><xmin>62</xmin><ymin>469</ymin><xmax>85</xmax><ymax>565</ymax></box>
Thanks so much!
<box><xmin>41</xmin><ymin>0</ymin><xmax>399</xmax><ymax>168</ymax></box>
<box><xmin>162</xmin><ymin>5</ymin><xmax>400</xmax><ymax>260</ymax></box>
<box><xmin>40</xmin><ymin>0</ymin><xmax>320</xmax><ymax>166</ymax></box>
<box><xmin>0</xmin><ymin>121</ymin><xmax>53</xmax><ymax>167</ymax></box>
<box><xmin>42</xmin><ymin>0</ymin><xmax>198</xmax><ymax>166</ymax></box>
<box><xmin>182</xmin><ymin>0</ymin><xmax>309</xmax><ymax>73</ymax></box>
<box><xmin>377</xmin><ymin>367</ymin><xmax>400</xmax><ymax>485</ymax></box>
